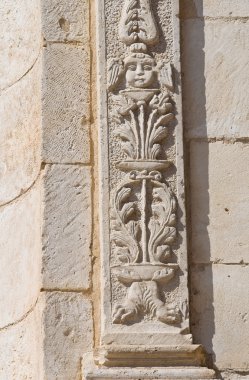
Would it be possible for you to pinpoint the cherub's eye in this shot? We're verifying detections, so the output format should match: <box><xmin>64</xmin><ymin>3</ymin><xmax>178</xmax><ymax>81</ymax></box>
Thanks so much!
<box><xmin>144</xmin><ymin>65</ymin><xmax>152</xmax><ymax>71</ymax></box>
<box><xmin>127</xmin><ymin>65</ymin><xmax>136</xmax><ymax>71</ymax></box>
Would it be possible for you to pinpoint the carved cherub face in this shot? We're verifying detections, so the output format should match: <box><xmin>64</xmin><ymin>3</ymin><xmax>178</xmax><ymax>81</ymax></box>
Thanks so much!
<box><xmin>124</xmin><ymin>55</ymin><xmax>156</xmax><ymax>89</ymax></box>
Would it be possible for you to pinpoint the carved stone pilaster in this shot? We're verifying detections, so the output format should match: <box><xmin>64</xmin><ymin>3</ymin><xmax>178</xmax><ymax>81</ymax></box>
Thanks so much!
<box><xmin>85</xmin><ymin>0</ymin><xmax>217</xmax><ymax>378</ymax></box>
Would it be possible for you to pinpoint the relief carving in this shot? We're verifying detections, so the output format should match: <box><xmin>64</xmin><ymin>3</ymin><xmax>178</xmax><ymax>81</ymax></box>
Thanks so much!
<box><xmin>119</xmin><ymin>0</ymin><xmax>159</xmax><ymax>46</ymax></box>
<box><xmin>110</xmin><ymin>171</ymin><xmax>180</xmax><ymax>324</ymax></box>
<box><xmin>87</xmin><ymin>1</ymin><xmax>217</xmax><ymax>375</ymax></box>
<box><xmin>108</xmin><ymin>0</ymin><xmax>180</xmax><ymax>326</ymax></box>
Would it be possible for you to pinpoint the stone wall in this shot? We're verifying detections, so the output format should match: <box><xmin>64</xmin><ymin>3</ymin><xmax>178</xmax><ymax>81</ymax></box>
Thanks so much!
<box><xmin>181</xmin><ymin>0</ymin><xmax>249</xmax><ymax>377</ymax></box>
<box><xmin>40</xmin><ymin>1</ymin><xmax>249</xmax><ymax>379</ymax></box>
<box><xmin>0</xmin><ymin>0</ymin><xmax>44</xmax><ymax>378</ymax></box>
<box><xmin>41</xmin><ymin>0</ymin><xmax>95</xmax><ymax>378</ymax></box>
<box><xmin>0</xmin><ymin>0</ymin><xmax>248</xmax><ymax>379</ymax></box>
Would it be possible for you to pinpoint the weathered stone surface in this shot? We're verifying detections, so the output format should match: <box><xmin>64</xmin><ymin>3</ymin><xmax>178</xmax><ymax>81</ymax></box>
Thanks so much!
<box><xmin>0</xmin><ymin>298</ymin><xmax>44</xmax><ymax>379</ymax></box>
<box><xmin>96</xmin><ymin>0</ymin><xmax>194</xmax><ymax>356</ymax></box>
<box><xmin>84</xmin><ymin>351</ymin><xmax>216</xmax><ymax>379</ymax></box>
<box><xmin>43</xmin><ymin>292</ymin><xmax>93</xmax><ymax>380</ymax></box>
<box><xmin>0</xmin><ymin>179</ymin><xmax>41</xmax><ymax>329</ymax></box>
<box><xmin>180</xmin><ymin>0</ymin><xmax>249</xmax><ymax>18</ymax></box>
<box><xmin>42</xmin><ymin>0</ymin><xmax>89</xmax><ymax>43</ymax></box>
<box><xmin>0</xmin><ymin>59</ymin><xmax>41</xmax><ymax>206</ymax></box>
<box><xmin>42</xmin><ymin>44</ymin><xmax>90</xmax><ymax>163</ymax></box>
<box><xmin>191</xmin><ymin>264</ymin><xmax>249</xmax><ymax>370</ymax></box>
<box><xmin>221</xmin><ymin>371</ymin><xmax>249</xmax><ymax>380</ymax></box>
<box><xmin>42</xmin><ymin>164</ymin><xmax>92</xmax><ymax>290</ymax></box>
<box><xmin>182</xmin><ymin>20</ymin><xmax>249</xmax><ymax>139</ymax></box>
<box><xmin>0</xmin><ymin>0</ymin><xmax>41</xmax><ymax>91</ymax></box>
<box><xmin>190</xmin><ymin>141</ymin><xmax>249</xmax><ymax>264</ymax></box>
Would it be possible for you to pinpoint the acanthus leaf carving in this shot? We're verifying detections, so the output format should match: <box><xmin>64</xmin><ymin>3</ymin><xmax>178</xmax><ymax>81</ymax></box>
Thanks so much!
<box><xmin>111</xmin><ymin>186</ymin><xmax>140</xmax><ymax>264</ymax></box>
<box><xmin>111</xmin><ymin>171</ymin><xmax>176</xmax><ymax>266</ymax></box>
<box><xmin>112</xmin><ymin>91</ymin><xmax>174</xmax><ymax>161</ymax></box>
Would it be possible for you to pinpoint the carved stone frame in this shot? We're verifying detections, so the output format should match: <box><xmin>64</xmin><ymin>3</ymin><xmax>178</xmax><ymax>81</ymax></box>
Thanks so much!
<box><xmin>84</xmin><ymin>0</ymin><xmax>216</xmax><ymax>377</ymax></box>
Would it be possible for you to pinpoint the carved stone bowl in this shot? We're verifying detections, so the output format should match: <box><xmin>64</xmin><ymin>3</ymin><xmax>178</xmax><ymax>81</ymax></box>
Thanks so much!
<box><xmin>112</xmin><ymin>263</ymin><xmax>179</xmax><ymax>284</ymax></box>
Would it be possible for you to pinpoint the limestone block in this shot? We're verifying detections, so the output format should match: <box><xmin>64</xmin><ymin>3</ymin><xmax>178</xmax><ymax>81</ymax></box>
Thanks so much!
<box><xmin>199</xmin><ymin>0</ymin><xmax>249</xmax><ymax>18</ymax></box>
<box><xmin>181</xmin><ymin>0</ymin><xmax>249</xmax><ymax>19</ymax></box>
<box><xmin>0</xmin><ymin>179</ymin><xmax>41</xmax><ymax>329</ymax></box>
<box><xmin>0</xmin><ymin>0</ymin><xmax>41</xmax><ymax>91</ymax></box>
<box><xmin>191</xmin><ymin>264</ymin><xmax>249</xmax><ymax>370</ymax></box>
<box><xmin>0</xmin><ymin>297</ymin><xmax>44</xmax><ymax>380</ymax></box>
<box><xmin>43</xmin><ymin>292</ymin><xmax>93</xmax><ymax>380</ymax></box>
<box><xmin>190</xmin><ymin>141</ymin><xmax>249</xmax><ymax>264</ymax></box>
<box><xmin>42</xmin><ymin>44</ymin><xmax>90</xmax><ymax>163</ymax></box>
<box><xmin>42</xmin><ymin>164</ymin><xmax>92</xmax><ymax>290</ymax></box>
<box><xmin>0</xmin><ymin>59</ymin><xmax>41</xmax><ymax>206</ymax></box>
<box><xmin>42</xmin><ymin>0</ymin><xmax>89</xmax><ymax>43</ymax></box>
<box><xmin>182</xmin><ymin>20</ymin><xmax>249</xmax><ymax>138</ymax></box>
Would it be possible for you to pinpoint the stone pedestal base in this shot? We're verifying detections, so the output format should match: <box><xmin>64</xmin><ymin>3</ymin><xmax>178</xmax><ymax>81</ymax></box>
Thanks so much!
<box><xmin>94</xmin><ymin>345</ymin><xmax>209</xmax><ymax>367</ymax></box>
<box><xmin>83</xmin><ymin>353</ymin><xmax>217</xmax><ymax>380</ymax></box>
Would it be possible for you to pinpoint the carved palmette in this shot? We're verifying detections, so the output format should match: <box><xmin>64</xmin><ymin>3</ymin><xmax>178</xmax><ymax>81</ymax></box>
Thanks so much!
<box><xmin>107</xmin><ymin>0</ymin><xmax>181</xmax><ymax>326</ymax></box>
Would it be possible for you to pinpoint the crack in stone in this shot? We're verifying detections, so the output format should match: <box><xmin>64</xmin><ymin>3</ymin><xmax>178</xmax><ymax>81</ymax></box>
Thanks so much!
<box><xmin>0</xmin><ymin>296</ymin><xmax>39</xmax><ymax>332</ymax></box>
<box><xmin>44</xmin><ymin>40</ymin><xmax>86</xmax><ymax>46</ymax></box>
<box><xmin>42</xmin><ymin>161</ymin><xmax>92</xmax><ymax>166</ymax></box>
<box><xmin>193</xmin><ymin>262</ymin><xmax>249</xmax><ymax>266</ymax></box>
<box><xmin>41</xmin><ymin>289</ymin><xmax>93</xmax><ymax>299</ymax></box>
<box><xmin>185</xmin><ymin>137</ymin><xmax>249</xmax><ymax>144</ymax></box>
<box><xmin>0</xmin><ymin>47</ymin><xmax>42</xmax><ymax>94</ymax></box>
<box><xmin>0</xmin><ymin>169</ymin><xmax>42</xmax><ymax>209</ymax></box>
<box><xmin>180</xmin><ymin>15</ymin><xmax>249</xmax><ymax>22</ymax></box>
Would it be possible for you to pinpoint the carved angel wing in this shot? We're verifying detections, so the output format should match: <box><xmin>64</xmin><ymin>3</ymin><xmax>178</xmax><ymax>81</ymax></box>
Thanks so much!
<box><xmin>158</xmin><ymin>62</ymin><xmax>174</xmax><ymax>92</ymax></box>
<box><xmin>108</xmin><ymin>60</ymin><xmax>123</xmax><ymax>91</ymax></box>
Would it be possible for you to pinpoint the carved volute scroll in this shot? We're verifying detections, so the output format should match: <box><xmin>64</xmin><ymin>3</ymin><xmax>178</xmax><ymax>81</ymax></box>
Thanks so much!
<box><xmin>95</xmin><ymin>0</ymin><xmax>208</xmax><ymax>366</ymax></box>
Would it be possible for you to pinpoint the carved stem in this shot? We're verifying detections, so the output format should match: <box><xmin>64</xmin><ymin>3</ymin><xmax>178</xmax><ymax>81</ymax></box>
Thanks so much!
<box><xmin>129</xmin><ymin>110</ymin><xmax>140</xmax><ymax>159</ymax></box>
<box><xmin>145</xmin><ymin>108</ymin><xmax>157</xmax><ymax>159</ymax></box>
<box><xmin>141</xmin><ymin>178</ymin><xmax>149</xmax><ymax>263</ymax></box>
<box><xmin>148</xmin><ymin>181</ymin><xmax>174</xmax><ymax>263</ymax></box>
<box><xmin>139</xmin><ymin>104</ymin><xmax>145</xmax><ymax>159</ymax></box>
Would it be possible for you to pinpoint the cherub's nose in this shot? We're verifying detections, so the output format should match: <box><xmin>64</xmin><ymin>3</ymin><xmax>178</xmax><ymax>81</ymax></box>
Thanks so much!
<box><xmin>136</xmin><ymin>63</ymin><xmax>144</xmax><ymax>76</ymax></box>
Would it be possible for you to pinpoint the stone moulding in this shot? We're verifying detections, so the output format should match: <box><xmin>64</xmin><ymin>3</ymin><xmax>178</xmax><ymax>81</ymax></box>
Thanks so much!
<box><xmin>83</xmin><ymin>351</ymin><xmax>216</xmax><ymax>379</ymax></box>
<box><xmin>87</xmin><ymin>0</ymin><xmax>216</xmax><ymax>378</ymax></box>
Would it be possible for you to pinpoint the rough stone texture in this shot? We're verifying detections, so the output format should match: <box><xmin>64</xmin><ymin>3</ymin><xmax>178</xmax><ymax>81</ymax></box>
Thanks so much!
<box><xmin>0</xmin><ymin>179</ymin><xmax>41</xmax><ymax>329</ymax></box>
<box><xmin>181</xmin><ymin>0</ymin><xmax>249</xmax><ymax>19</ymax></box>
<box><xmin>43</xmin><ymin>292</ymin><xmax>93</xmax><ymax>380</ymax></box>
<box><xmin>0</xmin><ymin>0</ymin><xmax>41</xmax><ymax>91</ymax></box>
<box><xmin>42</xmin><ymin>43</ymin><xmax>90</xmax><ymax>163</ymax></box>
<box><xmin>221</xmin><ymin>371</ymin><xmax>249</xmax><ymax>380</ymax></box>
<box><xmin>42</xmin><ymin>0</ymin><xmax>89</xmax><ymax>43</ymax></box>
<box><xmin>191</xmin><ymin>264</ymin><xmax>249</xmax><ymax>370</ymax></box>
<box><xmin>182</xmin><ymin>19</ymin><xmax>249</xmax><ymax>139</ymax></box>
<box><xmin>0</xmin><ymin>59</ymin><xmax>41</xmax><ymax>206</ymax></box>
<box><xmin>0</xmin><ymin>298</ymin><xmax>44</xmax><ymax>380</ymax></box>
<box><xmin>42</xmin><ymin>164</ymin><xmax>92</xmax><ymax>290</ymax></box>
<box><xmin>190</xmin><ymin>141</ymin><xmax>249</xmax><ymax>264</ymax></box>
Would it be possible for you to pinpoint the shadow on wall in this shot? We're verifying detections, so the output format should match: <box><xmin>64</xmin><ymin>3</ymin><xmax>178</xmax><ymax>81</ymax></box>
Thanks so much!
<box><xmin>180</xmin><ymin>0</ymin><xmax>216</xmax><ymax>371</ymax></box>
